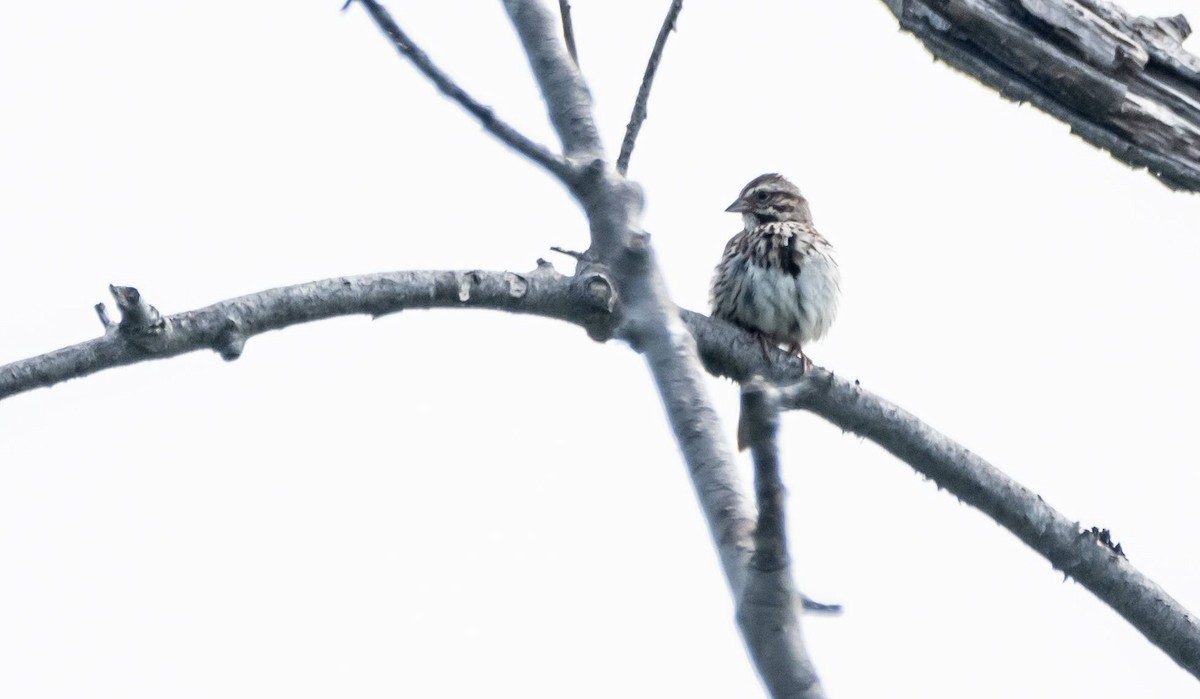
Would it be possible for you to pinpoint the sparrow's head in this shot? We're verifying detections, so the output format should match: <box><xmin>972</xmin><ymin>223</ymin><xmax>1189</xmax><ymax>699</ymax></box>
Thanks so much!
<box><xmin>725</xmin><ymin>173</ymin><xmax>811</xmax><ymax>226</ymax></box>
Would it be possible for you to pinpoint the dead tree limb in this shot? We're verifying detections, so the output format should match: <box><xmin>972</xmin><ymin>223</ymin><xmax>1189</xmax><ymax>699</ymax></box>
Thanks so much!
<box><xmin>498</xmin><ymin>0</ymin><xmax>763</xmax><ymax>590</ymax></box>
<box><xmin>356</xmin><ymin>1</ymin><xmax>805</xmax><ymax>691</ymax></box>
<box><xmin>883</xmin><ymin>0</ymin><xmax>1200</xmax><ymax>191</ymax></box>
<box><xmin>739</xmin><ymin>379</ymin><xmax>826</xmax><ymax>699</ymax></box>
<box><xmin>0</xmin><ymin>264</ymin><xmax>615</xmax><ymax>401</ymax></box>
<box><xmin>3</xmin><ymin>268</ymin><xmax>1198</xmax><ymax>681</ymax></box>
<box><xmin>778</xmin><ymin>367</ymin><xmax>1200</xmax><ymax>679</ymax></box>
<box><xmin>502</xmin><ymin>0</ymin><xmax>604</xmax><ymax>162</ymax></box>
<box><xmin>7</xmin><ymin>0</ymin><xmax>1198</xmax><ymax>692</ymax></box>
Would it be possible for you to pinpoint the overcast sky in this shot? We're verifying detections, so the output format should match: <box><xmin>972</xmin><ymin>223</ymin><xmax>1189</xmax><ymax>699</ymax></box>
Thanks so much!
<box><xmin>3</xmin><ymin>1</ymin><xmax>1200</xmax><ymax>696</ymax></box>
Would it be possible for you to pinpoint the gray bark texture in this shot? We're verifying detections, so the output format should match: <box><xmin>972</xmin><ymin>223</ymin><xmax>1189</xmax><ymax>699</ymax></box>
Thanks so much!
<box><xmin>739</xmin><ymin>380</ymin><xmax>827</xmax><ymax>699</ymax></box>
<box><xmin>499</xmin><ymin>3</ymin><xmax>826</xmax><ymax>695</ymax></box>
<box><xmin>884</xmin><ymin>0</ymin><xmax>1200</xmax><ymax>191</ymax></box>
<box><xmin>6</xmin><ymin>0</ymin><xmax>1200</xmax><ymax>695</ymax></box>
<box><xmin>4</xmin><ymin>266</ymin><xmax>1200</xmax><ymax>681</ymax></box>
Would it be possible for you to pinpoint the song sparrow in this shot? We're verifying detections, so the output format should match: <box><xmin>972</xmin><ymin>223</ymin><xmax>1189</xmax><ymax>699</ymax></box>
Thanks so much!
<box><xmin>710</xmin><ymin>173</ymin><xmax>841</xmax><ymax>366</ymax></box>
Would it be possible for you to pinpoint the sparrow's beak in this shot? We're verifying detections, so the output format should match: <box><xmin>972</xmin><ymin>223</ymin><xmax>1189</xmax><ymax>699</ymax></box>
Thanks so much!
<box><xmin>725</xmin><ymin>198</ymin><xmax>749</xmax><ymax>213</ymax></box>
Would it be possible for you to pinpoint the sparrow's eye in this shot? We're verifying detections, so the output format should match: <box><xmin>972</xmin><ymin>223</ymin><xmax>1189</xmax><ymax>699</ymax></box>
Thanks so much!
<box><xmin>755</xmin><ymin>191</ymin><xmax>769</xmax><ymax>201</ymax></box>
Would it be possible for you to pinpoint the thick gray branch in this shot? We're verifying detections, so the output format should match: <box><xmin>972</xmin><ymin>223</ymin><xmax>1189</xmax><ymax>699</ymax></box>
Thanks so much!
<box><xmin>739</xmin><ymin>379</ymin><xmax>826</xmax><ymax>699</ymax></box>
<box><xmin>609</xmin><ymin>233</ymin><xmax>757</xmax><ymax>596</ymax></box>
<box><xmin>684</xmin><ymin>310</ymin><xmax>1200</xmax><ymax>681</ymax></box>
<box><xmin>0</xmin><ymin>264</ymin><xmax>615</xmax><ymax>400</ymax></box>
<box><xmin>3</xmin><ymin>268</ymin><xmax>1198</xmax><ymax>680</ymax></box>
<box><xmin>502</xmin><ymin>0</ymin><xmax>603</xmax><ymax>160</ymax></box>
<box><xmin>453</xmin><ymin>5</ymin><xmax>820</xmax><ymax>692</ymax></box>
<box><xmin>779</xmin><ymin>362</ymin><xmax>1200</xmax><ymax>679</ymax></box>
<box><xmin>884</xmin><ymin>0</ymin><xmax>1200</xmax><ymax>191</ymax></box>
<box><xmin>500</xmin><ymin>0</ymin><xmax>758</xmax><ymax>598</ymax></box>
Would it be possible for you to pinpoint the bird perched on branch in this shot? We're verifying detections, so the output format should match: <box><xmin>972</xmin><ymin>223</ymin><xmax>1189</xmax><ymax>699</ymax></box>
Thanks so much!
<box><xmin>710</xmin><ymin>173</ymin><xmax>841</xmax><ymax>368</ymax></box>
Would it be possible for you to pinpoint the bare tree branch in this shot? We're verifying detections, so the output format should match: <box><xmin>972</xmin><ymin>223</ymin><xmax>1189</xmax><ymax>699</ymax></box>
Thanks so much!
<box><xmin>0</xmin><ymin>263</ymin><xmax>615</xmax><ymax>401</ymax></box>
<box><xmin>345</xmin><ymin>0</ymin><xmax>577</xmax><ymax>184</ymax></box>
<box><xmin>558</xmin><ymin>0</ymin><xmax>579</xmax><ymax>66</ymax></box>
<box><xmin>502</xmin><ymin>0</ymin><xmax>603</xmax><ymax>160</ymax></box>
<box><xmin>11</xmin><ymin>0</ymin><xmax>1195</xmax><ymax>691</ymax></box>
<box><xmin>883</xmin><ymin>0</ymin><xmax>1200</xmax><ymax>191</ymax></box>
<box><xmin>365</xmin><ymin>3</ymin><xmax>821</xmax><ymax>689</ymax></box>
<box><xmin>679</xmin><ymin>309</ymin><xmax>1200</xmax><ymax>677</ymax></box>
<box><xmin>617</xmin><ymin>0</ymin><xmax>684</xmax><ymax>176</ymax></box>
<box><xmin>500</xmin><ymin>0</ymin><xmax>760</xmax><ymax>597</ymax></box>
<box><xmin>679</xmin><ymin>310</ymin><xmax>1198</xmax><ymax>679</ymax></box>
<box><xmin>739</xmin><ymin>379</ymin><xmax>827</xmax><ymax>698</ymax></box>
<box><xmin>6</xmin><ymin>266</ymin><xmax>1197</xmax><ymax>680</ymax></box>
<box><xmin>609</xmin><ymin>234</ymin><xmax>758</xmax><ymax>597</ymax></box>
<box><xmin>779</xmin><ymin>365</ymin><xmax>1200</xmax><ymax>679</ymax></box>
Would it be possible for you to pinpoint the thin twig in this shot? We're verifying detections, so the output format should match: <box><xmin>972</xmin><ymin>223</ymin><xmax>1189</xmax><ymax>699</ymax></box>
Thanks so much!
<box><xmin>558</xmin><ymin>0</ymin><xmax>579</xmax><ymax>67</ymax></box>
<box><xmin>616</xmin><ymin>0</ymin><xmax>684</xmax><ymax>175</ymax></box>
<box><xmin>799</xmin><ymin>595</ymin><xmax>842</xmax><ymax>614</ymax></box>
<box><xmin>548</xmin><ymin>245</ymin><xmax>589</xmax><ymax>261</ymax></box>
<box><xmin>93</xmin><ymin>303</ymin><xmax>113</xmax><ymax>330</ymax></box>
<box><xmin>345</xmin><ymin>0</ymin><xmax>575</xmax><ymax>184</ymax></box>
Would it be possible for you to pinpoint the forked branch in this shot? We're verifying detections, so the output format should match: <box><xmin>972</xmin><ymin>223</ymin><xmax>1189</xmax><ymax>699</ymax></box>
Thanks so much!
<box><xmin>500</xmin><ymin>0</ymin><xmax>763</xmax><ymax>598</ymax></box>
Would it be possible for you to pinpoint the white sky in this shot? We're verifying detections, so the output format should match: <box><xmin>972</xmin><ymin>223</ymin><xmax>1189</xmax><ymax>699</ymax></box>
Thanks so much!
<box><xmin>2</xmin><ymin>1</ymin><xmax>1200</xmax><ymax>696</ymax></box>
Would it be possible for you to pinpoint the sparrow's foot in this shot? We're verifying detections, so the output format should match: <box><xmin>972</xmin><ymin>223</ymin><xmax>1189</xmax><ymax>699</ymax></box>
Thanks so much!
<box><xmin>755</xmin><ymin>333</ymin><xmax>773</xmax><ymax>362</ymax></box>
<box><xmin>786</xmin><ymin>342</ymin><xmax>811</xmax><ymax>374</ymax></box>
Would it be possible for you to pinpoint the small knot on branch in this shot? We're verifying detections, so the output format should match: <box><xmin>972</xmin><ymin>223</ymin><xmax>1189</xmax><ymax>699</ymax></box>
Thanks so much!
<box><xmin>503</xmin><ymin>271</ymin><xmax>529</xmax><ymax>299</ymax></box>
<box><xmin>456</xmin><ymin>271</ymin><xmax>482</xmax><ymax>302</ymax></box>
<box><xmin>108</xmin><ymin>284</ymin><xmax>170</xmax><ymax>352</ymax></box>
<box><xmin>1159</xmin><ymin>14</ymin><xmax>1192</xmax><ymax>41</ymax></box>
<box><xmin>567</xmin><ymin>264</ymin><xmax>618</xmax><ymax>342</ymax></box>
<box><xmin>584</xmin><ymin>273</ymin><xmax>616</xmax><ymax>313</ymax></box>
<box><xmin>110</xmin><ymin>283</ymin><xmax>165</xmax><ymax>331</ymax></box>
<box><xmin>624</xmin><ymin>230</ymin><xmax>651</xmax><ymax>257</ymax></box>
<box><xmin>215</xmin><ymin>318</ymin><xmax>247</xmax><ymax>361</ymax></box>
<box><xmin>529</xmin><ymin>258</ymin><xmax>565</xmax><ymax>281</ymax></box>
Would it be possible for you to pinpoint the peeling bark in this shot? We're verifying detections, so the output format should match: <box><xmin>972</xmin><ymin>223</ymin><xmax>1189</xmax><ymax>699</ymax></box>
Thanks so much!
<box><xmin>884</xmin><ymin>0</ymin><xmax>1200</xmax><ymax>191</ymax></box>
